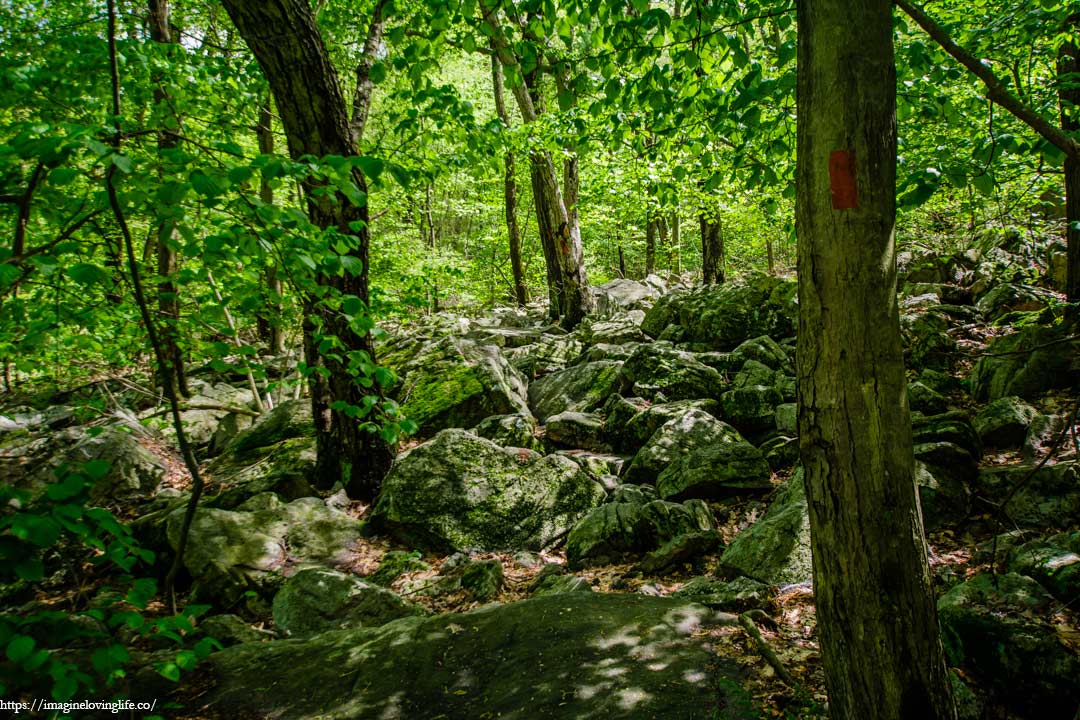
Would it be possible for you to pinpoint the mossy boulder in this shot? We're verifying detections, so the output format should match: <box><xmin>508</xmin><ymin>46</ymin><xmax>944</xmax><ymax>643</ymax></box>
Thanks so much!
<box><xmin>618</xmin><ymin>343</ymin><xmax>727</xmax><ymax>402</ymax></box>
<box><xmin>1006</xmin><ymin>531</ymin><xmax>1080</xmax><ymax>603</ymax></box>
<box><xmin>204</xmin><ymin>435</ymin><xmax>316</xmax><ymax>510</ymax></box>
<box><xmin>471</xmin><ymin>413</ymin><xmax>542</xmax><ymax>452</ymax></box>
<box><xmin>673</xmin><ymin>576</ymin><xmax>771</xmax><ymax>612</ymax></box>
<box><xmin>719</xmin><ymin>385</ymin><xmax>785</xmax><ymax>436</ymax></box>
<box><xmin>975</xmin><ymin>462</ymin><xmax>1080</xmax><ymax>529</ymax></box>
<box><xmin>719</xmin><ymin>471</ymin><xmax>812</xmax><ymax>586</ymax></box>
<box><xmin>912</xmin><ymin>411</ymin><xmax>982</xmax><ymax>461</ymax></box>
<box><xmin>641</xmin><ymin>273</ymin><xmax>797</xmax><ymax>350</ymax></box>
<box><xmin>565</xmin><ymin>497</ymin><xmax>714</xmax><ymax>570</ymax></box>
<box><xmin>368</xmin><ymin>430</ymin><xmax>606</xmax><ymax>552</ymax></box>
<box><xmin>165</xmin><ymin>495</ymin><xmax>364</xmax><ymax>606</ymax></box>
<box><xmin>630</xmin><ymin>530</ymin><xmax>724</xmax><ymax>577</ymax></box>
<box><xmin>507</xmin><ymin>334</ymin><xmax>584</xmax><ymax>378</ymax></box>
<box><xmin>528</xmin><ymin>360</ymin><xmax>623</xmax><ymax>422</ymax></box>
<box><xmin>205</xmin><ymin>593</ymin><xmax>754</xmax><ymax>720</ymax></box>
<box><xmin>545</xmin><ymin>412</ymin><xmax>608</xmax><ymax>452</ymax></box>
<box><xmin>974</xmin><ymin>396</ymin><xmax>1038</xmax><ymax>448</ymax></box>
<box><xmin>225</xmin><ymin>399</ymin><xmax>312</xmax><ymax>454</ymax></box>
<box><xmin>272</xmin><ymin>568</ymin><xmax>426</xmax><ymax>637</ymax></box>
<box><xmin>611</xmin><ymin>398</ymin><xmax>718</xmax><ymax>453</ymax></box>
<box><xmin>367</xmin><ymin>550</ymin><xmax>430</xmax><ymax>587</ymax></box>
<box><xmin>938</xmin><ymin>572</ymin><xmax>1080</xmax><ymax>718</ymax></box>
<box><xmin>395</xmin><ymin>337</ymin><xmax>532</xmax><ymax>434</ymax></box>
<box><xmin>656</xmin><ymin>428</ymin><xmax>772</xmax><ymax>502</ymax></box>
<box><xmin>592</xmin><ymin>278</ymin><xmax>661</xmax><ymax>316</ymax></box>
<box><xmin>971</xmin><ymin>325</ymin><xmax>1078</xmax><ymax>401</ymax></box>
<box><xmin>623</xmin><ymin>409</ymin><xmax>733</xmax><ymax>485</ymax></box>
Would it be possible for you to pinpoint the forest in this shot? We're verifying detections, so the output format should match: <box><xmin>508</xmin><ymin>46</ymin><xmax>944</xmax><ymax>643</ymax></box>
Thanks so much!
<box><xmin>0</xmin><ymin>0</ymin><xmax>1078</xmax><ymax>718</ymax></box>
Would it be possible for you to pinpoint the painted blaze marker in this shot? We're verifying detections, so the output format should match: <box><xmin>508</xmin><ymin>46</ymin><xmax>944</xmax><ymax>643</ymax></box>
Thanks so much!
<box><xmin>828</xmin><ymin>149</ymin><xmax>858</xmax><ymax>210</ymax></box>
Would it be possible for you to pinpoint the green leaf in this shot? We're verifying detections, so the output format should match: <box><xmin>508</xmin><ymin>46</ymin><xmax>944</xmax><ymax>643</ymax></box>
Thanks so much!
<box><xmin>66</xmin><ymin>263</ymin><xmax>112</xmax><ymax>287</ymax></box>
<box><xmin>49</xmin><ymin>167</ymin><xmax>79</xmax><ymax>186</ymax></box>
<box><xmin>156</xmin><ymin>662</ymin><xmax>181</xmax><ymax>682</ymax></box>
<box><xmin>47</xmin><ymin>473</ymin><xmax>87</xmax><ymax>501</ymax></box>
<box><xmin>340</xmin><ymin>255</ymin><xmax>364</xmax><ymax>277</ymax></box>
<box><xmin>355</xmin><ymin>156</ymin><xmax>384</xmax><ymax>180</ymax></box>
<box><xmin>7</xmin><ymin>635</ymin><xmax>35</xmax><ymax>664</ymax></box>
<box><xmin>111</xmin><ymin>154</ymin><xmax>134</xmax><ymax>174</ymax></box>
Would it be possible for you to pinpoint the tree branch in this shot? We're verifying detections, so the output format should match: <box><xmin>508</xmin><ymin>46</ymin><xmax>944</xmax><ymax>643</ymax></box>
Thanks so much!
<box><xmin>895</xmin><ymin>0</ymin><xmax>1080</xmax><ymax>162</ymax></box>
<box><xmin>349</xmin><ymin>0</ymin><xmax>389</xmax><ymax>146</ymax></box>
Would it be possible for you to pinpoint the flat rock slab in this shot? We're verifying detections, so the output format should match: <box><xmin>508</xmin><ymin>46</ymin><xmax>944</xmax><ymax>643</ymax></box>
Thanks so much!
<box><xmin>204</xmin><ymin>593</ymin><xmax>755</xmax><ymax>720</ymax></box>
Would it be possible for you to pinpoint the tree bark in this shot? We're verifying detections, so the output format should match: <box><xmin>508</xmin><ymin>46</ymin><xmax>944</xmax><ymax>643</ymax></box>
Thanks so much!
<box><xmin>796</xmin><ymin>0</ymin><xmax>956</xmax><ymax>718</ymax></box>
<box><xmin>700</xmin><ymin>207</ymin><xmax>724</xmax><ymax>284</ymax></box>
<box><xmin>646</xmin><ymin>212</ymin><xmax>657</xmax><ymax>276</ymax></box>
<box><xmin>670</xmin><ymin>210</ymin><xmax>681</xmax><ymax>273</ymax></box>
<box><xmin>148</xmin><ymin>0</ymin><xmax>189</xmax><ymax>398</ymax></box>
<box><xmin>256</xmin><ymin>99</ymin><xmax>285</xmax><ymax>354</ymax></box>
<box><xmin>491</xmin><ymin>50</ymin><xmax>527</xmax><ymax>307</ymax></box>
<box><xmin>1060</xmin><ymin>14</ymin><xmax>1080</xmax><ymax>305</ymax></box>
<box><xmin>222</xmin><ymin>0</ymin><xmax>393</xmax><ymax>500</ymax></box>
<box><xmin>479</xmin><ymin>0</ymin><xmax>593</xmax><ymax>327</ymax></box>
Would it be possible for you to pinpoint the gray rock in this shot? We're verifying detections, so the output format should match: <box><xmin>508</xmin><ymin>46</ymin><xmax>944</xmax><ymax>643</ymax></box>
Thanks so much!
<box><xmin>975</xmin><ymin>462</ymin><xmax>1080</xmax><ymax>528</ymax></box>
<box><xmin>1023</xmin><ymin>412</ymin><xmax>1069</xmax><ymax>461</ymax></box>
<box><xmin>623</xmin><ymin>409</ymin><xmax>732</xmax><ymax>485</ymax></box>
<box><xmin>901</xmin><ymin>310</ymin><xmax>956</xmax><ymax>371</ymax></box>
<box><xmin>272</xmin><ymin>568</ymin><xmax>425</xmax><ymax>637</ymax></box>
<box><xmin>368</xmin><ymin>430</ymin><xmax>606</xmax><ymax>552</ymax></box>
<box><xmin>471</xmin><ymin>413</ymin><xmax>542</xmax><ymax>452</ymax></box>
<box><xmin>615</xmin><ymin>398</ymin><xmax>719</xmax><ymax>453</ymax></box>
<box><xmin>914</xmin><ymin>460</ymin><xmax>971</xmax><ymax>531</ymax></box>
<box><xmin>938</xmin><ymin>572</ymin><xmax>1080</xmax><ymax>718</ymax></box>
<box><xmin>719</xmin><ymin>385</ymin><xmax>784</xmax><ymax>435</ymax></box>
<box><xmin>396</xmin><ymin>337</ymin><xmax>532</xmax><ymax>433</ymax></box>
<box><xmin>761</xmin><ymin>436</ymin><xmax>799</xmax><ymax>471</ymax></box>
<box><xmin>458</xmin><ymin>559</ymin><xmax>505</xmax><ymax>602</ymax></box>
<box><xmin>204</xmin><ymin>435</ymin><xmax>317</xmax><ymax>510</ymax></box>
<box><xmin>207</xmin><ymin>593</ymin><xmax>755</xmax><ymax>720</ymax></box>
<box><xmin>655</xmin><ymin>427</ymin><xmax>772</xmax><ymax>502</ymax></box>
<box><xmin>197</xmin><ymin>614</ymin><xmax>266</xmax><ymax>647</ymax></box>
<box><xmin>974</xmin><ymin>396</ymin><xmax>1038</xmax><ymax>448</ymax></box>
<box><xmin>971</xmin><ymin>326</ymin><xmax>1078</xmax><ymax>401</ymax></box>
<box><xmin>507</xmin><ymin>335</ymin><xmax>585</xmax><ymax>378</ymax></box>
<box><xmin>729</xmin><ymin>335</ymin><xmax>792</xmax><ymax>374</ymax></box>
<box><xmin>226</xmin><ymin>399</ymin><xmax>313</xmax><ymax>454</ymax></box>
<box><xmin>975</xmin><ymin>283</ymin><xmax>1055</xmax><ymax>322</ymax></box>
<box><xmin>165</xmin><ymin>496</ymin><xmax>364</xmax><ymax>606</ymax></box>
<box><xmin>908</xmin><ymin>381</ymin><xmax>948</xmax><ymax>415</ymax></box>
<box><xmin>673</xmin><ymin>576</ymin><xmax>771</xmax><ymax>612</ymax></box>
<box><xmin>774</xmin><ymin>403</ymin><xmax>798</xmax><ymax>435</ymax></box>
<box><xmin>912</xmin><ymin>412</ymin><xmax>981</xmax><ymax>461</ymax></box>
<box><xmin>531</xmin><ymin>572</ymin><xmax>593</xmax><ymax>596</ymax></box>
<box><xmin>528</xmin><ymin>360</ymin><xmax>622</xmax><ymax>422</ymax></box>
<box><xmin>630</xmin><ymin>530</ymin><xmax>724</xmax><ymax>576</ymax></box>
<box><xmin>720</xmin><ymin>472</ymin><xmax>812</xmax><ymax>585</ymax></box>
<box><xmin>1006</xmin><ymin>531</ymin><xmax>1080</xmax><ymax>603</ymax></box>
<box><xmin>566</xmin><ymin>498</ymin><xmax>715</xmax><ymax>570</ymax></box>
<box><xmin>641</xmin><ymin>273</ymin><xmax>797</xmax><ymax>350</ymax></box>
<box><xmin>579</xmin><ymin>315</ymin><xmax>648</xmax><ymax>346</ymax></box>
<box><xmin>592</xmin><ymin>278</ymin><xmax>661</xmax><ymax>316</ymax></box>
<box><xmin>545</xmin><ymin>412</ymin><xmax>608</xmax><ymax>451</ymax></box>
<box><xmin>618</xmin><ymin>343</ymin><xmax>727</xmax><ymax>402</ymax></box>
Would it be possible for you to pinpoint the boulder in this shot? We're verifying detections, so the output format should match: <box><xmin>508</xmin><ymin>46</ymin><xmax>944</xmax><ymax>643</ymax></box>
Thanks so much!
<box><xmin>975</xmin><ymin>462</ymin><xmax>1080</xmax><ymax>529</ymax></box>
<box><xmin>673</xmin><ymin>576</ymin><xmax>771</xmax><ymax>612</ymax></box>
<box><xmin>641</xmin><ymin>274</ymin><xmax>798</xmax><ymax>350</ymax></box>
<box><xmin>272</xmin><ymin>568</ymin><xmax>425</xmax><ymax>637</ymax></box>
<box><xmin>507</xmin><ymin>335</ymin><xmax>584</xmax><ymax>378</ymax></box>
<box><xmin>1006</xmin><ymin>531</ymin><xmax>1080</xmax><ymax>603</ymax></box>
<box><xmin>938</xmin><ymin>572</ymin><xmax>1080</xmax><ymax>718</ymax></box>
<box><xmin>592</xmin><ymin>278</ymin><xmax>661</xmax><ymax>316</ymax></box>
<box><xmin>630</xmin><ymin>530</ymin><xmax>724</xmax><ymax>577</ymax></box>
<box><xmin>623</xmin><ymin>409</ymin><xmax>732</xmax><ymax>485</ymax></box>
<box><xmin>613</xmin><ymin>398</ymin><xmax>719</xmax><ymax>453</ymax></box>
<box><xmin>367</xmin><ymin>551</ymin><xmax>430</xmax><ymax>587</ymax></box>
<box><xmin>204</xmin><ymin>435</ymin><xmax>316</xmax><ymax>510</ymax></box>
<box><xmin>545</xmin><ymin>412</ymin><xmax>608</xmax><ymax>452</ymax></box>
<box><xmin>914</xmin><ymin>459</ymin><xmax>971</xmax><ymax>531</ymax></box>
<box><xmin>728</xmin><ymin>335</ymin><xmax>793</xmax><ymax>374</ymax></box>
<box><xmin>901</xmin><ymin>310</ymin><xmax>956</xmax><ymax>371</ymax></box>
<box><xmin>912</xmin><ymin>412</ymin><xmax>982</xmax><ymax>461</ymax></box>
<box><xmin>206</xmin><ymin>593</ymin><xmax>755</xmax><ymax>720</ymax></box>
<box><xmin>162</xmin><ymin>380</ymin><xmax>256</xmax><ymax>450</ymax></box>
<box><xmin>528</xmin><ymin>360</ymin><xmax>622</xmax><ymax>422</ymax></box>
<box><xmin>719</xmin><ymin>472</ymin><xmax>812</xmax><ymax>586</ymax></box>
<box><xmin>225</xmin><ymin>399</ymin><xmax>312</xmax><ymax>455</ymax></box>
<box><xmin>719</xmin><ymin>386</ymin><xmax>785</xmax><ymax>436</ymax></box>
<box><xmin>974</xmin><ymin>396</ymin><xmax>1037</xmax><ymax>448</ymax></box>
<box><xmin>579</xmin><ymin>314</ymin><xmax>648</xmax><ymax>346</ymax></box>
<box><xmin>471</xmin><ymin>413</ymin><xmax>542</xmax><ymax>452</ymax></box>
<box><xmin>774</xmin><ymin>403</ymin><xmax>797</xmax><ymax>435</ymax></box>
<box><xmin>165</xmin><ymin>495</ymin><xmax>364</xmax><ymax>606</ymax></box>
<box><xmin>566</xmin><ymin>498</ymin><xmax>714</xmax><ymax>570</ymax></box>
<box><xmin>396</xmin><ymin>338</ymin><xmax>532</xmax><ymax>433</ymax></box>
<box><xmin>975</xmin><ymin>283</ymin><xmax>1055</xmax><ymax>322</ymax></box>
<box><xmin>655</xmin><ymin>429</ymin><xmax>772</xmax><ymax>502</ymax></box>
<box><xmin>618</xmin><ymin>343</ymin><xmax>726</xmax><ymax>402</ymax></box>
<box><xmin>971</xmin><ymin>326</ymin><xmax>1078</xmax><ymax>401</ymax></box>
<box><xmin>908</xmin><ymin>381</ymin><xmax>947</xmax><ymax>415</ymax></box>
<box><xmin>530</xmin><ymin>567</ymin><xmax>593</xmax><ymax>596</ymax></box>
<box><xmin>368</xmin><ymin>430</ymin><xmax>606</xmax><ymax>552</ymax></box>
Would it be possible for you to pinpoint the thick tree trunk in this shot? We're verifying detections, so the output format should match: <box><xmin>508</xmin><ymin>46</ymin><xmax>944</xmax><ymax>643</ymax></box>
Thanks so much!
<box><xmin>796</xmin><ymin>1</ymin><xmax>956</xmax><ymax>718</ymax></box>
<box><xmin>491</xmin><ymin>52</ymin><xmax>527</xmax><ymax>307</ymax></box>
<box><xmin>1060</xmin><ymin>16</ymin><xmax>1080</xmax><ymax>306</ymax></box>
<box><xmin>222</xmin><ymin>0</ymin><xmax>392</xmax><ymax>500</ymax></box>
<box><xmin>670</xmin><ymin>210</ymin><xmax>681</xmax><ymax>273</ymax></box>
<box><xmin>148</xmin><ymin>0</ymin><xmax>189</xmax><ymax>398</ymax></box>
<box><xmin>530</xmin><ymin>160</ymin><xmax>564</xmax><ymax>319</ymax></box>
<box><xmin>255</xmin><ymin>100</ymin><xmax>285</xmax><ymax>354</ymax></box>
<box><xmin>700</xmin><ymin>210</ymin><xmax>724</xmax><ymax>284</ymax></box>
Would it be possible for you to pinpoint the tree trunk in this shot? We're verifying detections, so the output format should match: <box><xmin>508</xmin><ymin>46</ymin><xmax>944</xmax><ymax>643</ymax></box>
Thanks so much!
<box><xmin>1060</xmin><ymin>15</ymin><xmax>1080</xmax><ymax>306</ymax></box>
<box><xmin>491</xmin><ymin>51</ymin><xmax>527</xmax><ymax>307</ymax></box>
<box><xmin>645</xmin><ymin>212</ymin><xmax>657</xmax><ymax>277</ymax></box>
<box><xmin>530</xmin><ymin>159</ymin><xmax>564</xmax><ymax>319</ymax></box>
<box><xmin>479</xmin><ymin>0</ymin><xmax>592</xmax><ymax>327</ymax></box>
<box><xmin>222</xmin><ymin>0</ymin><xmax>393</xmax><ymax>501</ymax></box>
<box><xmin>148</xmin><ymin>0</ymin><xmax>189</xmax><ymax>398</ymax></box>
<box><xmin>795</xmin><ymin>0</ymin><xmax>956</xmax><ymax>718</ymax></box>
<box><xmin>700</xmin><ymin>209</ymin><xmax>724</xmax><ymax>284</ymax></box>
<box><xmin>256</xmin><ymin>99</ymin><xmax>285</xmax><ymax>354</ymax></box>
<box><xmin>670</xmin><ymin>210</ymin><xmax>681</xmax><ymax>274</ymax></box>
